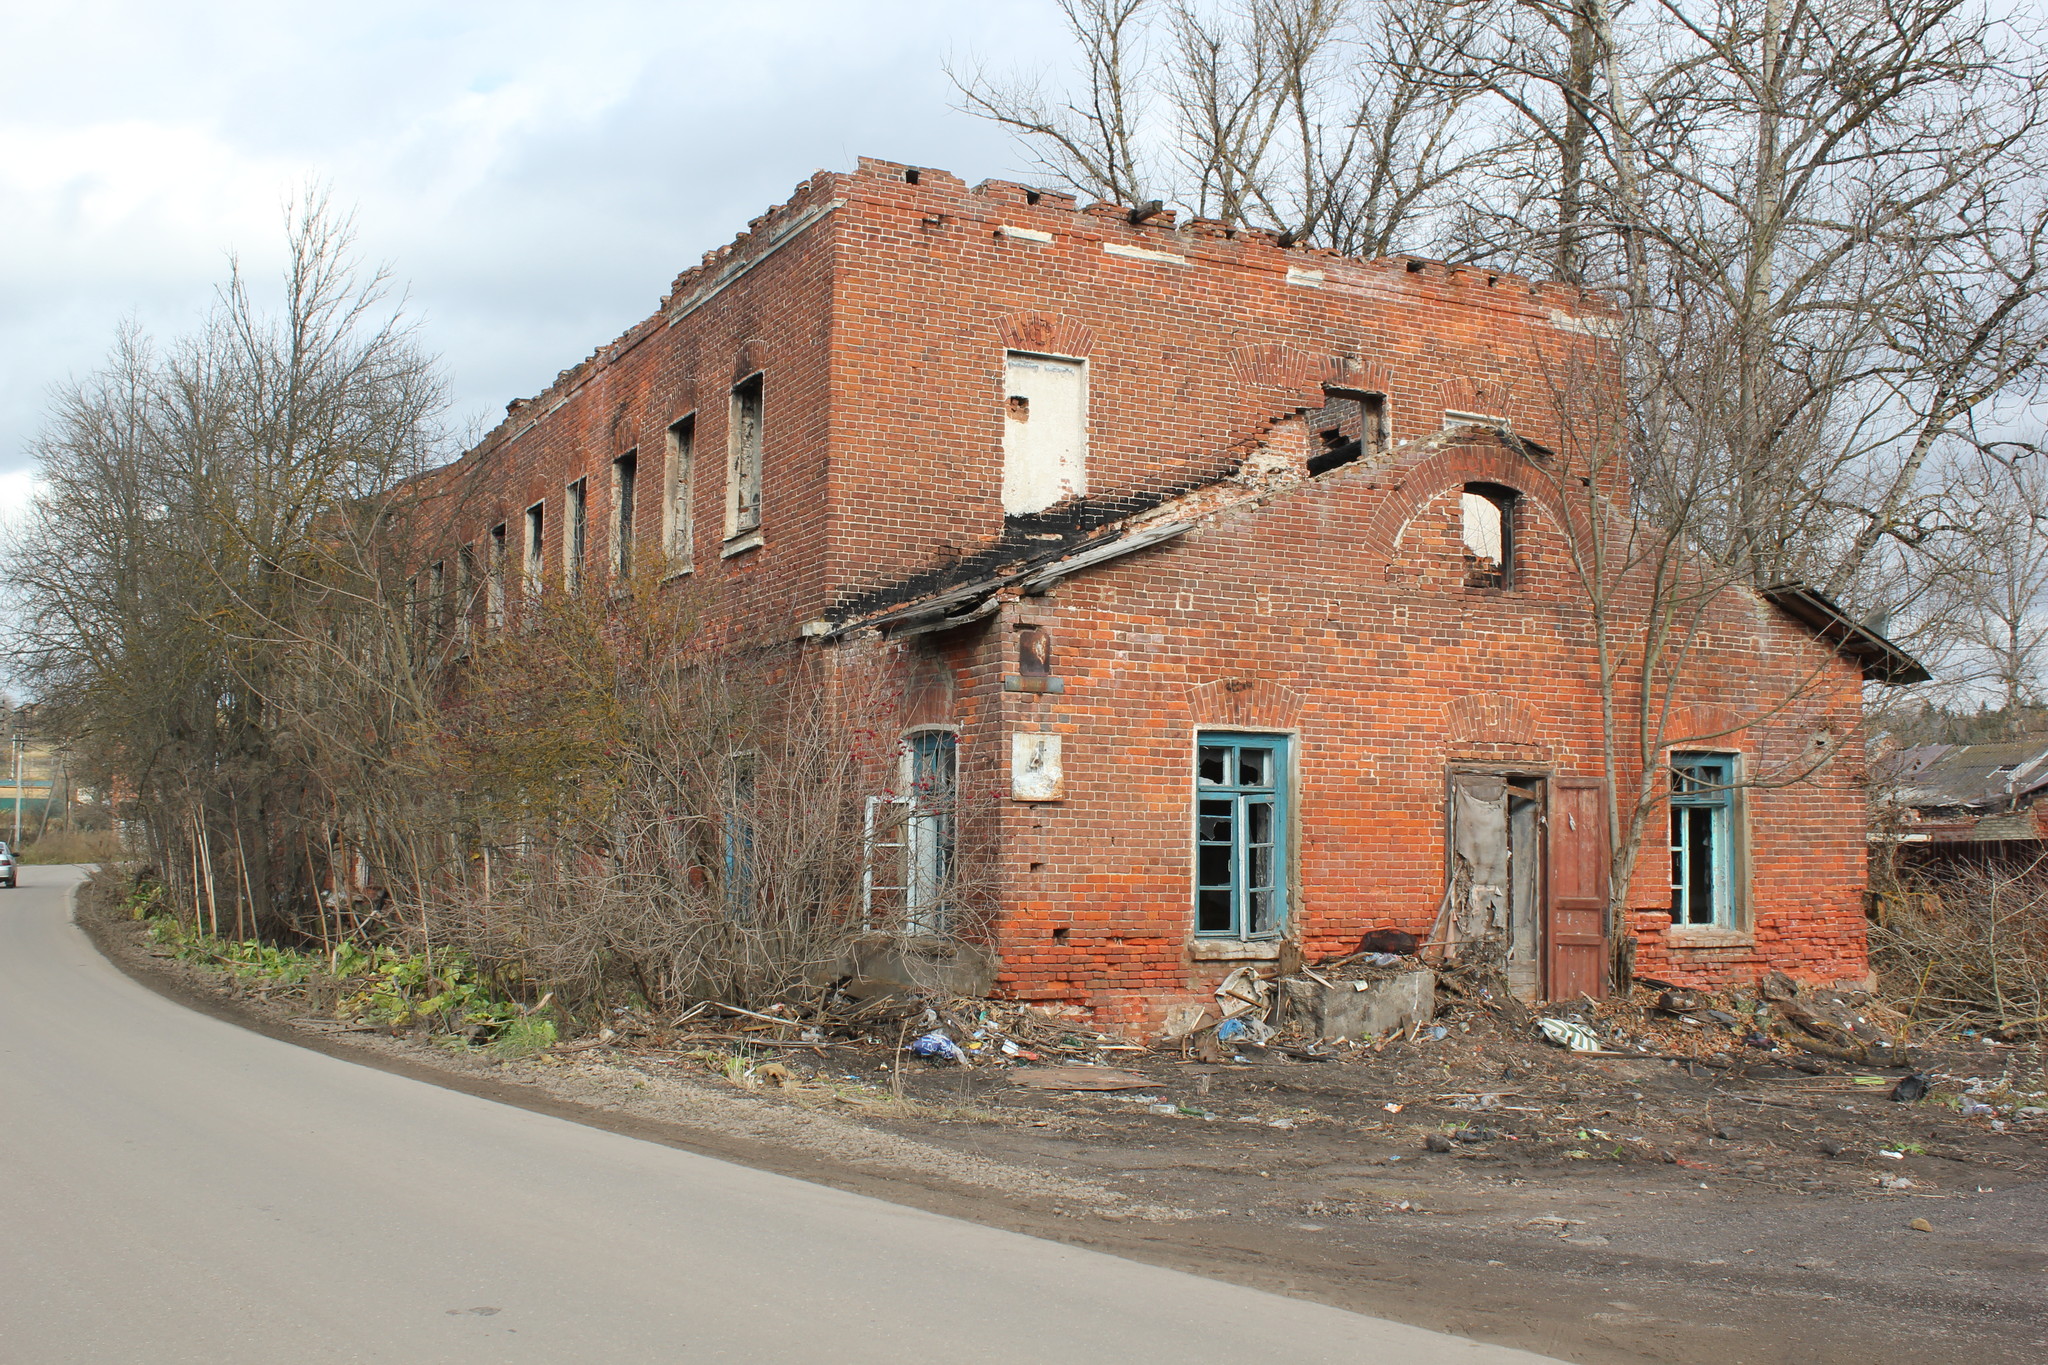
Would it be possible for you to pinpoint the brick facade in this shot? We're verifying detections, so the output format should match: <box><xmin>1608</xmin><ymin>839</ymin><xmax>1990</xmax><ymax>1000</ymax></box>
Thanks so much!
<box><xmin>406</xmin><ymin>156</ymin><xmax>1883</xmax><ymax>1031</ymax></box>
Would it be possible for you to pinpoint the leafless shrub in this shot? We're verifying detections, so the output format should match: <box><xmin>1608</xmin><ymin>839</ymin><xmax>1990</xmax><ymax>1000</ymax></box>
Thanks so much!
<box><xmin>1871</xmin><ymin>861</ymin><xmax>2048</xmax><ymax>1036</ymax></box>
<box><xmin>396</xmin><ymin>577</ymin><xmax>1000</xmax><ymax>1012</ymax></box>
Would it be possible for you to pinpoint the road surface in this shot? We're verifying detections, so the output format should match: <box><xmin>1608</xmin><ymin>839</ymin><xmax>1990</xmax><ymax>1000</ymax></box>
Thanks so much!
<box><xmin>0</xmin><ymin>866</ymin><xmax>1565</xmax><ymax>1363</ymax></box>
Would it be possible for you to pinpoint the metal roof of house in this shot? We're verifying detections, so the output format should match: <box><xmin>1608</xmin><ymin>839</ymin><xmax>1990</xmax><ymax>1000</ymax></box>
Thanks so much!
<box><xmin>1759</xmin><ymin>583</ymin><xmax>1931</xmax><ymax>684</ymax></box>
<box><xmin>1875</xmin><ymin>739</ymin><xmax>2048</xmax><ymax>812</ymax></box>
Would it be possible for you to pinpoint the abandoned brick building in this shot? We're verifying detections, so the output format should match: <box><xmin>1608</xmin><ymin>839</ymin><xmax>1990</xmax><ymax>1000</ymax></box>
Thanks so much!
<box><xmin>408</xmin><ymin>156</ymin><xmax>1924</xmax><ymax>1030</ymax></box>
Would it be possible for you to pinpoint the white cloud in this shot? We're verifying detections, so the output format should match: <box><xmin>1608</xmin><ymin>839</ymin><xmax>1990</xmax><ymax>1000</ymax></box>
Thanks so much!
<box><xmin>0</xmin><ymin>0</ymin><xmax>1071</xmax><ymax>470</ymax></box>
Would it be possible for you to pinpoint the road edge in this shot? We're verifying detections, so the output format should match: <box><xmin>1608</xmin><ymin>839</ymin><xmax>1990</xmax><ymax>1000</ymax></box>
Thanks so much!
<box><xmin>65</xmin><ymin>869</ymin><xmax>1570</xmax><ymax>1359</ymax></box>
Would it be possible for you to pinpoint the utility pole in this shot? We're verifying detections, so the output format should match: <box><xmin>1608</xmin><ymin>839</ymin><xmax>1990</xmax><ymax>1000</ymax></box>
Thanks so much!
<box><xmin>11</xmin><ymin>733</ymin><xmax>22</xmax><ymax>847</ymax></box>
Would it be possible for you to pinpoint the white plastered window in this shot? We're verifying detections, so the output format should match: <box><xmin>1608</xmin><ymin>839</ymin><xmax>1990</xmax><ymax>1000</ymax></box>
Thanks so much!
<box><xmin>1002</xmin><ymin>352</ymin><xmax>1088</xmax><ymax>516</ymax></box>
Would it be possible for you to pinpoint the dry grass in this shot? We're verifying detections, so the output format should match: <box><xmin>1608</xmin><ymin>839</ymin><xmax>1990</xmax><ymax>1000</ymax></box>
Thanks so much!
<box><xmin>13</xmin><ymin>829</ymin><xmax>128</xmax><ymax>865</ymax></box>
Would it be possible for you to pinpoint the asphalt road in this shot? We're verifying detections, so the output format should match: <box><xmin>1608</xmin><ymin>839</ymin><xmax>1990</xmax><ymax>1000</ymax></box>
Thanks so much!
<box><xmin>0</xmin><ymin>866</ymin><xmax>1568</xmax><ymax>1363</ymax></box>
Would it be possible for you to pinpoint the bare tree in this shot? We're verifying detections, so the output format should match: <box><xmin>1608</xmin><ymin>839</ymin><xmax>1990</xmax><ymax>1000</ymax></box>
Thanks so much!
<box><xmin>953</xmin><ymin>0</ymin><xmax>1494</xmax><ymax>254</ymax></box>
<box><xmin>9</xmin><ymin>190</ymin><xmax>449</xmax><ymax>939</ymax></box>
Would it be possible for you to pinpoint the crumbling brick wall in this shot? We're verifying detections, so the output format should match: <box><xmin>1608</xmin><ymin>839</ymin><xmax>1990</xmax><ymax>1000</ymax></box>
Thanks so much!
<box><xmin>400</xmin><ymin>155</ymin><xmax>1876</xmax><ymax>1030</ymax></box>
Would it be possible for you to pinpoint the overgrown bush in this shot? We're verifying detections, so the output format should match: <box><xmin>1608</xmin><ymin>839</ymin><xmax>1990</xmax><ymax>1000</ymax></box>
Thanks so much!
<box><xmin>1871</xmin><ymin>862</ymin><xmax>2048</xmax><ymax>1036</ymax></box>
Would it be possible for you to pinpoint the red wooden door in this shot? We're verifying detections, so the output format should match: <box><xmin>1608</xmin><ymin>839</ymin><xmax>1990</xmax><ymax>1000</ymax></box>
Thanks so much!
<box><xmin>1546</xmin><ymin>777</ymin><xmax>1610</xmax><ymax>1001</ymax></box>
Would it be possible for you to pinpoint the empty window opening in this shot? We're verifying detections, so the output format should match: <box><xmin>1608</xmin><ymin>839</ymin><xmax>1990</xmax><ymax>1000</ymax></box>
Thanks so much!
<box><xmin>1195</xmin><ymin>733</ymin><xmax>1289</xmax><ymax>939</ymax></box>
<box><xmin>1002</xmin><ymin>352</ymin><xmax>1087</xmax><ymax>516</ymax></box>
<box><xmin>428</xmin><ymin>560</ymin><xmax>446</xmax><ymax>640</ymax></box>
<box><xmin>456</xmin><ymin>545</ymin><xmax>477</xmax><ymax>648</ymax></box>
<box><xmin>1306</xmin><ymin>390</ymin><xmax>1390</xmax><ymax>476</ymax></box>
<box><xmin>486</xmin><ymin>523</ymin><xmax>507</xmax><ymax>629</ymax></box>
<box><xmin>1018</xmin><ymin>625</ymin><xmax>1052</xmax><ymax>678</ymax></box>
<box><xmin>724</xmin><ymin>750</ymin><xmax>760</xmax><ymax>920</ymax></box>
<box><xmin>612</xmin><ymin>450</ymin><xmax>637</xmax><ymax>579</ymax></box>
<box><xmin>1670</xmin><ymin>754</ymin><xmax>1739</xmax><ymax>927</ymax></box>
<box><xmin>523</xmin><ymin>502</ymin><xmax>544</xmax><ymax>600</ymax></box>
<box><xmin>728</xmin><ymin>375</ymin><xmax>764</xmax><ymax>537</ymax></box>
<box><xmin>565</xmin><ymin>478</ymin><xmax>588</xmax><ymax>591</ymax></box>
<box><xmin>665</xmin><ymin>415</ymin><xmax>694</xmax><ymax>568</ymax></box>
<box><xmin>1462</xmin><ymin>483</ymin><xmax>1516</xmax><ymax>589</ymax></box>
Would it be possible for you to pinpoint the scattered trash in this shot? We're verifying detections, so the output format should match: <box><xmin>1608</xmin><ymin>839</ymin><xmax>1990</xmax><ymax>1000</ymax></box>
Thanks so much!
<box><xmin>1008</xmin><ymin>1065</ymin><xmax>1156</xmax><ymax>1091</ymax></box>
<box><xmin>909</xmin><ymin>1031</ymin><xmax>967</xmax><ymax>1065</ymax></box>
<box><xmin>1891</xmin><ymin>1073</ymin><xmax>1932</xmax><ymax>1103</ymax></box>
<box><xmin>1216</xmin><ymin>1016</ymin><xmax>1276</xmax><ymax>1045</ymax></box>
<box><xmin>1538</xmin><ymin>1018</ymin><xmax>1604</xmax><ymax>1053</ymax></box>
<box><xmin>1215</xmin><ymin>966</ymin><xmax>1272</xmax><ymax>1020</ymax></box>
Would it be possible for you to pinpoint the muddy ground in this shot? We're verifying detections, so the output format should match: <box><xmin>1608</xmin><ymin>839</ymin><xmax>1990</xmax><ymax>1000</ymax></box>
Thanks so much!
<box><xmin>79</xmin><ymin>901</ymin><xmax>2047</xmax><ymax>1365</ymax></box>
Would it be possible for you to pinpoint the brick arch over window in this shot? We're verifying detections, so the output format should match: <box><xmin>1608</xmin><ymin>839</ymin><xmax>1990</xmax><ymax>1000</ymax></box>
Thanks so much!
<box><xmin>1662</xmin><ymin>703</ymin><xmax>1751</xmax><ymax>749</ymax></box>
<box><xmin>1188</xmin><ymin>677</ymin><xmax>1304</xmax><ymax>728</ymax></box>
<box><xmin>1442</xmin><ymin>694</ymin><xmax>1543</xmax><ymax>747</ymax></box>
<box><xmin>731</xmin><ymin>338</ymin><xmax>771</xmax><ymax>382</ymax></box>
<box><xmin>997</xmin><ymin>312</ymin><xmax>1094</xmax><ymax>357</ymax></box>
<box><xmin>1359</xmin><ymin>441</ymin><xmax>1585</xmax><ymax>567</ymax></box>
<box><xmin>1440</xmin><ymin>376</ymin><xmax>1515</xmax><ymax>422</ymax></box>
<box><xmin>1228</xmin><ymin>344</ymin><xmax>1346</xmax><ymax>405</ymax></box>
<box><xmin>1328</xmin><ymin>358</ymin><xmax>1394</xmax><ymax>396</ymax></box>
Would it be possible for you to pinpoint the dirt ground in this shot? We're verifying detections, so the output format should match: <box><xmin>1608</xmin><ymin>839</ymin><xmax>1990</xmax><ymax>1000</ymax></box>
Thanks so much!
<box><xmin>80</xmin><ymin>902</ymin><xmax>2047</xmax><ymax>1365</ymax></box>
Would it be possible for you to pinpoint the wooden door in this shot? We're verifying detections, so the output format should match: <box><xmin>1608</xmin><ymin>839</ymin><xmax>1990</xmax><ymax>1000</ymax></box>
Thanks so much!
<box><xmin>1545</xmin><ymin>777</ymin><xmax>1610</xmax><ymax>1000</ymax></box>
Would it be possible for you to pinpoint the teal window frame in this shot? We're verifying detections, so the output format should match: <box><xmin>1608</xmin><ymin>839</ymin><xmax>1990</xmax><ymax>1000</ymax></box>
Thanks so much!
<box><xmin>904</xmin><ymin>730</ymin><xmax>957</xmax><ymax>936</ymax></box>
<box><xmin>1194</xmin><ymin>732</ymin><xmax>1290</xmax><ymax>939</ymax></box>
<box><xmin>1670</xmin><ymin>753</ymin><xmax>1737</xmax><ymax>927</ymax></box>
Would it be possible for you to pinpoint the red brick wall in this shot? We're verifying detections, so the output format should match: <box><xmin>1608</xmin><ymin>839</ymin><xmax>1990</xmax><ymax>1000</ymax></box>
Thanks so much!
<box><xmin>399</xmin><ymin>155</ymin><xmax>1874</xmax><ymax>1029</ymax></box>
<box><xmin>883</xmin><ymin>427</ymin><xmax>1871</xmax><ymax>1030</ymax></box>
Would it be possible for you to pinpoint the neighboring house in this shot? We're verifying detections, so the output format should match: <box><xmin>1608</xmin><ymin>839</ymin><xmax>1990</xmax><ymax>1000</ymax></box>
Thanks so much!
<box><xmin>1873</xmin><ymin>740</ymin><xmax>2048</xmax><ymax>862</ymax></box>
<box><xmin>401</xmin><ymin>157</ymin><xmax>1919</xmax><ymax>1030</ymax></box>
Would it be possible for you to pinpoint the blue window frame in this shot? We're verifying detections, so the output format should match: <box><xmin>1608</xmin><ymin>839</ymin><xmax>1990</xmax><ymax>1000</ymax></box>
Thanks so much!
<box><xmin>1670</xmin><ymin>753</ymin><xmax>1736</xmax><ymax>926</ymax></box>
<box><xmin>1195</xmin><ymin>732</ymin><xmax>1289</xmax><ymax>938</ymax></box>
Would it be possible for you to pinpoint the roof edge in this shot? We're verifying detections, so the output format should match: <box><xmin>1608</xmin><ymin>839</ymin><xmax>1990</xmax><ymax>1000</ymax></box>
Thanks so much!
<box><xmin>1760</xmin><ymin>582</ymin><xmax>1930</xmax><ymax>685</ymax></box>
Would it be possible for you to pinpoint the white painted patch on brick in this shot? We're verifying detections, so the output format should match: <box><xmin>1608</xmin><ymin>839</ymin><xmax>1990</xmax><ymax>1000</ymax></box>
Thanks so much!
<box><xmin>1012</xmin><ymin>733</ymin><xmax>1065</xmax><ymax>801</ymax></box>
<box><xmin>998</xmin><ymin>225</ymin><xmax>1055</xmax><ymax>243</ymax></box>
<box><xmin>1286</xmin><ymin>267</ymin><xmax>1325</xmax><ymax>287</ymax></box>
<box><xmin>1548</xmin><ymin>309</ymin><xmax>1621</xmax><ymax>337</ymax></box>
<box><xmin>1104</xmin><ymin>242</ymin><xmax>1187</xmax><ymax>266</ymax></box>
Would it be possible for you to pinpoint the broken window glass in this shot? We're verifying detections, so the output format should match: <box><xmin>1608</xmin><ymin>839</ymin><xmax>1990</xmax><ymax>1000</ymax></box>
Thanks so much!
<box><xmin>904</xmin><ymin>730</ymin><xmax>957</xmax><ymax>936</ymax></box>
<box><xmin>1670</xmin><ymin>754</ymin><xmax>1737</xmax><ymax>926</ymax></box>
<box><xmin>1194</xmin><ymin>733</ymin><xmax>1288</xmax><ymax>939</ymax></box>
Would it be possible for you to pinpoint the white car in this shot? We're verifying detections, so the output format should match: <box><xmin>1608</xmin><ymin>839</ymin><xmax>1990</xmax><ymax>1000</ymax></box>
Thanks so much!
<box><xmin>0</xmin><ymin>844</ymin><xmax>17</xmax><ymax>888</ymax></box>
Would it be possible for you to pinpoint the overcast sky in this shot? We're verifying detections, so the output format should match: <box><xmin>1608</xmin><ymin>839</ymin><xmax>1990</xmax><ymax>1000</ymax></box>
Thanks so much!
<box><xmin>0</xmin><ymin>0</ymin><xmax>1072</xmax><ymax>516</ymax></box>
